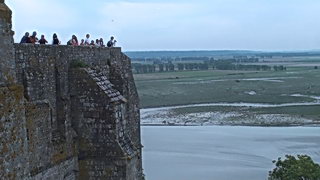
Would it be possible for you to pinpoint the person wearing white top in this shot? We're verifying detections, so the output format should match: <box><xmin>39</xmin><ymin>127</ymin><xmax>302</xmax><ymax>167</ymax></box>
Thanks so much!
<box><xmin>84</xmin><ymin>34</ymin><xmax>90</xmax><ymax>45</ymax></box>
<box><xmin>95</xmin><ymin>39</ymin><xmax>100</xmax><ymax>47</ymax></box>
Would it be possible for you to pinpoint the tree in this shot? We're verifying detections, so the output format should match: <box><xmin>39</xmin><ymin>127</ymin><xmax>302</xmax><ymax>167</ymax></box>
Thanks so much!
<box><xmin>168</xmin><ymin>63</ymin><xmax>175</xmax><ymax>71</ymax></box>
<box><xmin>158</xmin><ymin>64</ymin><xmax>164</xmax><ymax>72</ymax></box>
<box><xmin>177</xmin><ymin>63</ymin><xmax>184</xmax><ymax>71</ymax></box>
<box><xmin>268</xmin><ymin>155</ymin><xmax>320</xmax><ymax>180</ymax></box>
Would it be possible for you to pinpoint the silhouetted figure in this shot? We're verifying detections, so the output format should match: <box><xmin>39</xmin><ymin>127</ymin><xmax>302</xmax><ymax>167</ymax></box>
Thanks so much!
<box><xmin>90</xmin><ymin>40</ymin><xmax>95</xmax><ymax>46</ymax></box>
<box><xmin>67</xmin><ymin>39</ymin><xmax>72</xmax><ymax>45</ymax></box>
<box><xmin>38</xmin><ymin>35</ymin><xmax>48</xmax><ymax>44</ymax></box>
<box><xmin>80</xmin><ymin>39</ymin><xmax>85</xmax><ymax>46</ymax></box>
<box><xmin>72</xmin><ymin>35</ymin><xmax>79</xmax><ymax>46</ymax></box>
<box><xmin>29</xmin><ymin>31</ymin><xmax>38</xmax><ymax>44</ymax></box>
<box><xmin>85</xmin><ymin>34</ymin><xmax>90</xmax><ymax>45</ymax></box>
<box><xmin>107</xmin><ymin>36</ymin><xmax>117</xmax><ymax>47</ymax></box>
<box><xmin>99</xmin><ymin>38</ymin><xmax>104</xmax><ymax>47</ymax></box>
<box><xmin>52</xmin><ymin>33</ymin><xmax>60</xmax><ymax>45</ymax></box>
<box><xmin>20</xmin><ymin>32</ymin><xmax>31</xmax><ymax>43</ymax></box>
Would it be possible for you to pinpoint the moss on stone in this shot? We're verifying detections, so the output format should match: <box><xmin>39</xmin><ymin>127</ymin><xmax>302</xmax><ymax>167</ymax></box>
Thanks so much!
<box><xmin>70</xmin><ymin>60</ymin><xmax>89</xmax><ymax>68</ymax></box>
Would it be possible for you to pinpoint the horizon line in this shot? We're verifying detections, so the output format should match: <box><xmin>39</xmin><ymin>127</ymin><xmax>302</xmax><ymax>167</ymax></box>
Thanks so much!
<box><xmin>124</xmin><ymin>49</ymin><xmax>320</xmax><ymax>53</ymax></box>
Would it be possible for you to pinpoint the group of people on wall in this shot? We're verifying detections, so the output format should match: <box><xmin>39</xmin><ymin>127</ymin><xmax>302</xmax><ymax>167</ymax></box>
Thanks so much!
<box><xmin>20</xmin><ymin>31</ymin><xmax>117</xmax><ymax>47</ymax></box>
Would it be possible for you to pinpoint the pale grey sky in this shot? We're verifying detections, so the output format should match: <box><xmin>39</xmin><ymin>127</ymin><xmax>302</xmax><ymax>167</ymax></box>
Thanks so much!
<box><xmin>6</xmin><ymin>0</ymin><xmax>320</xmax><ymax>51</ymax></box>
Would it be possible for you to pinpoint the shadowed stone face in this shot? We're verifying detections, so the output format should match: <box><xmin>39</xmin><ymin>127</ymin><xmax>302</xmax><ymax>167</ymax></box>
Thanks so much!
<box><xmin>0</xmin><ymin>1</ymin><xmax>4</xmax><ymax>4</ymax></box>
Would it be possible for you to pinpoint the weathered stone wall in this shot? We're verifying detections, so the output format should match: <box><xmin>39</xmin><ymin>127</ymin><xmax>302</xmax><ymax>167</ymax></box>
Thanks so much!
<box><xmin>13</xmin><ymin>44</ymin><xmax>142</xmax><ymax>180</ymax></box>
<box><xmin>0</xmin><ymin>1</ymin><xmax>16</xmax><ymax>85</ymax></box>
<box><xmin>1</xmin><ymin>1</ymin><xmax>142</xmax><ymax>179</ymax></box>
<box><xmin>70</xmin><ymin>68</ymin><xmax>141</xmax><ymax>180</ymax></box>
<box><xmin>0</xmin><ymin>85</ymin><xmax>28</xmax><ymax>179</ymax></box>
<box><xmin>0</xmin><ymin>1</ymin><xmax>28</xmax><ymax>179</ymax></box>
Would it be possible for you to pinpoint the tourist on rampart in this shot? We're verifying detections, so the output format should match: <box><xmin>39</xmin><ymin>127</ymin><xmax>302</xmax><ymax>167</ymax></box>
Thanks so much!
<box><xmin>80</xmin><ymin>39</ymin><xmax>85</xmax><ymax>46</ymax></box>
<box><xmin>95</xmin><ymin>39</ymin><xmax>100</xmax><ymax>47</ymax></box>
<box><xmin>29</xmin><ymin>31</ymin><xmax>38</xmax><ymax>44</ymax></box>
<box><xmin>67</xmin><ymin>39</ymin><xmax>72</xmax><ymax>45</ymax></box>
<box><xmin>68</xmin><ymin>35</ymin><xmax>79</xmax><ymax>46</ymax></box>
<box><xmin>52</xmin><ymin>33</ymin><xmax>60</xmax><ymax>45</ymax></box>
<box><xmin>107</xmin><ymin>36</ymin><xmax>117</xmax><ymax>47</ymax></box>
<box><xmin>20</xmin><ymin>32</ymin><xmax>30</xmax><ymax>43</ymax></box>
<box><xmin>72</xmin><ymin>35</ymin><xmax>79</xmax><ymax>46</ymax></box>
<box><xmin>90</xmin><ymin>40</ymin><xmax>95</xmax><ymax>46</ymax></box>
<box><xmin>99</xmin><ymin>38</ymin><xmax>104</xmax><ymax>47</ymax></box>
<box><xmin>38</xmin><ymin>35</ymin><xmax>48</xmax><ymax>44</ymax></box>
<box><xmin>85</xmin><ymin>34</ymin><xmax>91</xmax><ymax>45</ymax></box>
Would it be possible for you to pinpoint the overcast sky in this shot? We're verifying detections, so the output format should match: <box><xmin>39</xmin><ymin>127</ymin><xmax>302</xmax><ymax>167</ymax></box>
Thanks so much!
<box><xmin>6</xmin><ymin>0</ymin><xmax>320</xmax><ymax>51</ymax></box>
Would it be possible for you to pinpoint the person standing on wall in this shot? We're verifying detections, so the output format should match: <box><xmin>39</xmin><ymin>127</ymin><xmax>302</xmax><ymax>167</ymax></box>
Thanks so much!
<box><xmin>39</xmin><ymin>35</ymin><xmax>48</xmax><ymax>44</ymax></box>
<box><xmin>80</xmin><ymin>39</ymin><xmax>85</xmax><ymax>46</ymax></box>
<box><xmin>99</xmin><ymin>38</ymin><xmax>105</xmax><ymax>47</ymax></box>
<box><xmin>85</xmin><ymin>34</ymin><xmax>91</xmax><ymax>45</ymax></box>
<box><xmin>20</xmin><ymin>32</ymin><xmax>31</xmax><ymax>43</ymax></box>
<box><xmin>72</xmin><ymin>35</ymin><xmax>79</xmax><ymax>46</ymax></box>
<box><xmin>52</xmin><ymin>33</ymin><xmax>60</xmax><ymax>45</ymax></box>
<box><xmin>68</xmin><ymin>35</ymin><xmax>79</xmax><ymax>46</ymax></box>
<box><xmin>29</xmin><ymin>31</ymin><xmax>38</xmax><ymax>44</ymax></box>
<box><xmin>95</xmin><ymin>39</ymin><xmax>100</xmax><ymax>47</ymax></box>
<box><xmin>107</xmin><ymin>36</ymin><xmax>117</xmax><ymax>47</ymax></box>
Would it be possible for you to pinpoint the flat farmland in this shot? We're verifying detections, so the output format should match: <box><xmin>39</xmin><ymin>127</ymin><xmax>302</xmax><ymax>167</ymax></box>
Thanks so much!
<box><xmin>134</xmin><ymin>65</ymin><xmax>320</xmax><ymax>126</ymax></box>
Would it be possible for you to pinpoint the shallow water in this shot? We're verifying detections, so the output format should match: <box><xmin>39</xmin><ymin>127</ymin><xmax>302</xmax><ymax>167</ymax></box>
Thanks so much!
<box><xmin>142</xmin><ymin>126</ymin><xmax>320</xmax><ymax>180</ymax></box>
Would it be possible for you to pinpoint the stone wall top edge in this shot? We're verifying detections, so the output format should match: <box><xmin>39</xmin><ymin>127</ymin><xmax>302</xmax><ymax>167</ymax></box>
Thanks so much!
<box><xmin>14</xmin><ymin>43</ymin><xmax>121</xmax><ymax>50</ymax></box>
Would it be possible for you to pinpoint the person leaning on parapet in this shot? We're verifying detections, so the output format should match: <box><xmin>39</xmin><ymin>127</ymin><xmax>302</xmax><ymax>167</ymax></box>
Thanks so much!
<box><xmin>29</xmin><ymin>31</ymin><xmax>38</xmax><ymax>44</ymax></box>
<box><xmin>90</xmin><ymin>40</ymin><xmax>95</xmax><ymax>46</ymax></box>
<box><xmin>39</xmin><ymin>35</ymin><xmax>48</xmax><ymax>44</ymax></box>
<box><xmin>84</xmin><ymin>34</ymin><xmax>91</xmax><ymax>45</ymax></box>
<box><xmin>107</xmin><ymin>36</ymin><xmax>117</xmax><ymax>47</ymax></box>
<box><xmin>72</xmin><ymin>35</ymin><xmax>79</xmax><ymax>46</ymax></box>
<box><xmin>52</xmin><ymin>33</ymin><xmax>60</xmax><ymax>45</ymax></box>
<box><xmin>95</xmin><ymin>39</ymin><xmax>100</xmax><ymax>47</ymax></box>
<box><xmin>99</xmin><ymin>38</ymin><xmax>105</xmax><ymax>47</ymax></box>
<box><xmin>20</xmin><ymin>32</ymin><xmax>31</xmax><ymax>43</ymax></box>
<box><xmin>80</xmin><ymin>39</ymin><xmax>85</xmax><ymax>46</ymax></box>
<box><xmin>67</xmin><ymin>35</ymin><xmax>79</xmax><ymax>46</ymax></box>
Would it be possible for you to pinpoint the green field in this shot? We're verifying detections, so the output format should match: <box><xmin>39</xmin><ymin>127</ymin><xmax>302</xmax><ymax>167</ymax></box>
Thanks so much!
<box><xmin>135</xmin><ymin>67</ymin><xmax>320</xmax><ymax>108</ymax></box>
<box><xmin>135</xmin><ymin>65</ymin><xmax>320</xmax><ymax>126</ymax></box>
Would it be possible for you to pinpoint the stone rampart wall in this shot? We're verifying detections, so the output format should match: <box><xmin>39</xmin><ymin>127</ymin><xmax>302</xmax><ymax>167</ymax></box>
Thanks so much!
<box><xmin>1</xmin><ymin>1</ymin><xmax>142</xmax><ymax>179</ymax></box>
<box><xmin>11</xmin><ymin>44</ymin><xmax>142</xmax><ymax>180</ymax></box>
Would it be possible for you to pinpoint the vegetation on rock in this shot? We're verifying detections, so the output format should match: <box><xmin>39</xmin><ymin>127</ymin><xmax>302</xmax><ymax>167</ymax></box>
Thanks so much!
<box><xmin>269</xmin><ymin>155</ymin><xmax>320</xmax><ymax>180</ymax></box>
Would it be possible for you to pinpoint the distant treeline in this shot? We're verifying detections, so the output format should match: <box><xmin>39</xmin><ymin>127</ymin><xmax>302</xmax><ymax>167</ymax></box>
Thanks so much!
<box><xmin>132</xmin><ymin>60</ymin><xmax>286</xmax><ymax>74</ymax></box>
<box><xmin>125</xmin><ymin>50</ymin><xmax>320</xmax><ymax>59</ymax></box>
<box><xmin>132</xmin><ymin>56</ymin><xmax>259</xmax><ymax>63</ymax></box>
